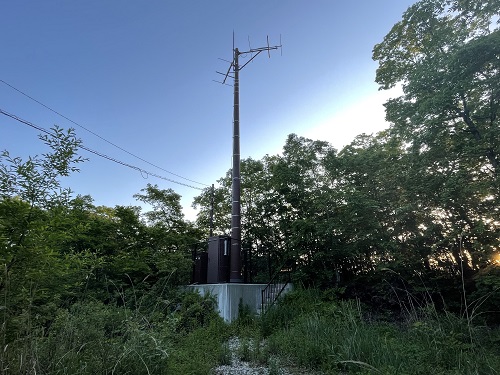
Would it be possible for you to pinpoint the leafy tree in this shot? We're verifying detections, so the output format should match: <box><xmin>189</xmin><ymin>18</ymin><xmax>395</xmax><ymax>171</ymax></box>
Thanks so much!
<box><xmin>0</xmin><ymin>127</ymin><xmax>88</xmax><ymax>341</ymax></box>
<box><xmin>373</xmin><ymin>0</ymin><xmax>500</xmax><ymax>280</ymax></box>
<box><xmin>134</xmin><ymin>183</ymin><xmax>184</xmax><ymax>228</ymax></box>
<box><xmin>61</xmin><ymin>192</ymin><xmax>196</xmax><ymax>305</ymax></box>
<box><xmin>193</xmin><ymin>135</ymin><xmax>339</xmax><ymax>284</ymax></box>
<box><xmin>0</xmin><ymin>126</ymin><xmax>85</xmax><ymax>207</ymax></box>
<box><xmin>134</xmin><ymin>183</ymin><xmax>202</xmax><ymax>257</ymax></box>
<box><xmin>267</xmin><ymin>134</ymin><xmax>335</xmax><ymax>284</ymax></box>
<box><xmin>192</xmin><ymin>174</ymin><xmax>232</xmax><ymax>237</ymax></box>
<box><xmin>193</xmin><ymin>159</ymin><xmax>270</xmax><ymax>279</ymax></box>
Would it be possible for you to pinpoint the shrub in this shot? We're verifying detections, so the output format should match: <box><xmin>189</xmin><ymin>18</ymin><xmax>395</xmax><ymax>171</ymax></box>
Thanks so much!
<box><xmin>176</xmin><ymin>291</ymin><xmax>221</xmax><ymax>333</ymax></box>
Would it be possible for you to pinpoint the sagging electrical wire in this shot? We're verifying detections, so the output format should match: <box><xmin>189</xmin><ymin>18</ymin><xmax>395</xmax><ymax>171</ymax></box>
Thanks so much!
<box><xmin>0</xmin><ymin>79</ymin><xmax>209</xmax><ymax>187</ymax></box>
<box><xmin>0</xmin><ymin>108</ymin><xmax>205</xmax><ymax>191</ymax></box>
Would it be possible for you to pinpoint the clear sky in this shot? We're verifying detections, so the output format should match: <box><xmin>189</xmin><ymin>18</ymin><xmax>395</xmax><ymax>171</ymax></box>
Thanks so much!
<box><xmin>1</xmin><ymin>0</ymin><xmax>415</xmax><ymax>220</ymax></box>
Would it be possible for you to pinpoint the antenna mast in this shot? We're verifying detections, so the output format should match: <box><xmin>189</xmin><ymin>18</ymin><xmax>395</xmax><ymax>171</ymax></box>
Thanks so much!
<box><xmin>217</xmin><ymin>34</ymin><xmax>281</xmax><ymax>283</ymax></box>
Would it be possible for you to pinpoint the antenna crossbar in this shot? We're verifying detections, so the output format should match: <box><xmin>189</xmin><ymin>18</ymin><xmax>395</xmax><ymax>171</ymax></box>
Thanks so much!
<box><xmin>237</xmin><ymin>44</ymin><xmax>281</xmax><ymax>71</ymax></box>
<box><xmin>238</xmin><ymin>46</ymin><xmax>280</xmax><ymax>54</ymax></box>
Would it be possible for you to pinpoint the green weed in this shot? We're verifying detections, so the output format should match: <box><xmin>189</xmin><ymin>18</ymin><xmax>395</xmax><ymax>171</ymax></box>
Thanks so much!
<box><xmin>265</xmin><ymin>289</ymin><xmax>500</xmax><ymax>374</ymax></box>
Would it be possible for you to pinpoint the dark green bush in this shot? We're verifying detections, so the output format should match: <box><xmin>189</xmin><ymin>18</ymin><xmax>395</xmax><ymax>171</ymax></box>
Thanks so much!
<box><xmin>176</xmin><ymin>291</ymin><xmax>221</xmax><ymax>333</ymax></box>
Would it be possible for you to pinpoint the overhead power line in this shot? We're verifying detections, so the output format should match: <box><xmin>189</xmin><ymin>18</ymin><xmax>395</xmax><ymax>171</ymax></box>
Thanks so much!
<box><xmin>0</xmin><ymin>79</ymin><xmax>209</xmax><ymax>187</ymax></box>
<box><xmin>0</xmin><ymin>108</ymin><xmax>205</xmax><ymax>191</ymax></box>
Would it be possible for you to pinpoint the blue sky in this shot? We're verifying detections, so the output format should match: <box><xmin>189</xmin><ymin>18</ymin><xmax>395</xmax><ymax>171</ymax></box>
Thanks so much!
<box><xmin>1</xmin><ymin>1</ymin><xmax>415</xmax><ymax>219</ymax></box>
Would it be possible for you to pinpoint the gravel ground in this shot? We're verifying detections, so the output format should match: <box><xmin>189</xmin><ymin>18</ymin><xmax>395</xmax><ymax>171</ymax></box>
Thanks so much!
<box><xmin>211</xmin><ymin>337</ymin><xmax>291</xmax><ymax>375</ymax></box>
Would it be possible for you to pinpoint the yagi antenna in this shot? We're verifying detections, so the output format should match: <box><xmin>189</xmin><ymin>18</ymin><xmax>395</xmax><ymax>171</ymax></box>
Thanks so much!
<box><xmin>215</xmin><ymin>34</ymin><xmax>282</xmax><ymax>84</ymax></box>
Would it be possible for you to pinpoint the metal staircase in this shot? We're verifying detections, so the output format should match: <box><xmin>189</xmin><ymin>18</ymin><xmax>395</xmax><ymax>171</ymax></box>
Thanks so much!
<box><xmin>260</xmin><ymin>266</ymin><xmax>291</xmax><ymax>314</ymax></box>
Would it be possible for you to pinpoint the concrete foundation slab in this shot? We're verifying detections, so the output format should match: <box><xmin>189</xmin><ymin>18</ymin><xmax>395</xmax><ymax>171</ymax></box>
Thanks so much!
<box><xmin>185</xmin><ymin>283</ymin><xmax>292</xmax><ymax>322</ymax></box>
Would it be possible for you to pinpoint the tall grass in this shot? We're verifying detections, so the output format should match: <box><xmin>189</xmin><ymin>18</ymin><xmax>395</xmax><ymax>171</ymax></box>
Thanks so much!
<box><xmin>1</xmin><ymin>289</ymin><xmax>229</xmax><ymax>375</ymax></box>
<box><xmin>4</xmin><ymin>283</ymin><xmax>499</xmax><ymax>375</ymax></box>
<box><xmin>261</xmin><ymin>289</ymin><xmax>500</xmax><ymax>374</ymax></box>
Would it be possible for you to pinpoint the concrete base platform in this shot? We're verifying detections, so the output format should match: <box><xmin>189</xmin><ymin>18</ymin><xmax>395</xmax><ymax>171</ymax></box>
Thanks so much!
<box><xmin>185</xmin><ymin>283</ymin><xmax>292</xmax><ymax>322</ymax></box>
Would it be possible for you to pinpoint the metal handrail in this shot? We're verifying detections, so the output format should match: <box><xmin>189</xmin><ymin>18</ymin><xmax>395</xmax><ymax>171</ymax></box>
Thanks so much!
<box><xmin>261</xmin><ymin>265</ymin><xmax>291</xmax><ymax>314</ymax></box>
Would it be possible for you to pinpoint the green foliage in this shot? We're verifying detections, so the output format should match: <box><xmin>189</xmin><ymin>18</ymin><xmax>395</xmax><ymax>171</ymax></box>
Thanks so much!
<box><xmin>260</xmin><ymin>288</ymin><xmax>329</xmax><ymax>337</ymax></box>
<box><xmin>373</xmin><ymin>0</ymin><xmax>500</xmax><ymax>281</ymax></box>
<box><xmin>265</xmin><ymin>289</ymin><xmax>500</xmax><ymax>375</ymax></box>
<box><xmin>232</xmin><ymin>298</ymin><xmax>257</xmax><ymax>333</ymax></box>
<box><xmin>0</xmin><ymin>126</ymin><xmax>211</xmax><ymax>374</ymax></box>
<box><xmin>218</xmin><ymin>340</ymin><xmax>233</xmax><ymax>366</ymax></box>
<box><xmin>1</xmin><ymin>293</ymin><xmax>230</xmax><ymax>375</ymax></box>
<box><xmin>0</xmin><ymin>126</ymin><xmax>85</xmax><ymax>207</ymax></box>
<box><xmin>469</xmin><ymin>266</ymin><xmax>500</xmax><ymax>324</ymax></box>
<box><xmin>373</xmin><ymin>0</ymin><xmax>500</xmax><ymax>91</ymax></box>
<box><xmin>167</xmin><ymin>319</ymin><xmax>230</xmax><ymax>375</ymax></box>
<box><xmin>237</xmin><ymin>337</ymin><xmax>253</xmax><ymax>362</ymax></box>
<box><xmin>0</xmin><ymin>128</ymin><xmax>91</xmax><ymax>343</ymax></box>
<box><xmin>1</xmin><ymin>300</ymin><xmax>163</xmax><ymax>374</ymax></box>
<box><xmin>175</xmin><ymin>291</ymin><xmax>222</xmax><ymax>333</ymax></box>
